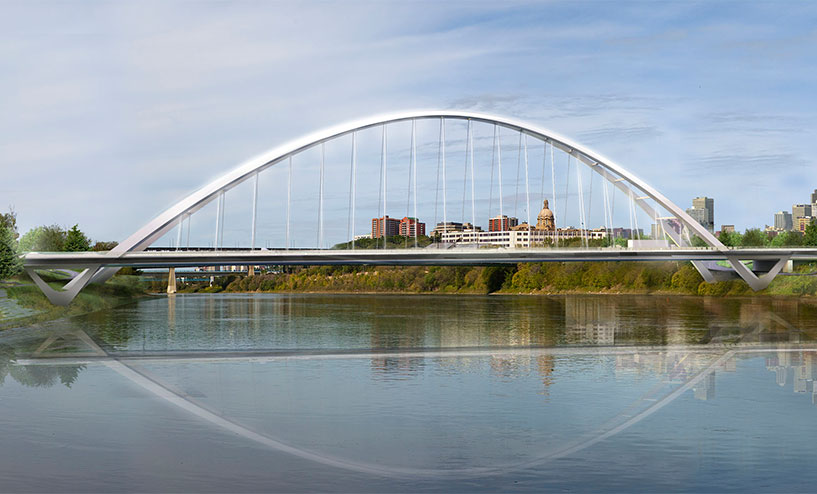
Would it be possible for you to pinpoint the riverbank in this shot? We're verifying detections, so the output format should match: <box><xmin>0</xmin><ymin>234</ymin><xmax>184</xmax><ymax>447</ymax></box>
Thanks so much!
<box><xmin>163</xmin><ymin>262</ymin><xmax>817</xmax><ymax>297</ymax></box>
<box><xmin>0</xmin><ymin>273</ymin><xmax>149</xmax><ymax>330</ymax></box>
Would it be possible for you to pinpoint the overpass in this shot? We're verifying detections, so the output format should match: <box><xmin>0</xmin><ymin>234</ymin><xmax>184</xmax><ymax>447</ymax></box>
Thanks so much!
<box><xmin>21</xmin><ymin>110</ymin><xmax>807</xmax><ymax>304</ymax></box>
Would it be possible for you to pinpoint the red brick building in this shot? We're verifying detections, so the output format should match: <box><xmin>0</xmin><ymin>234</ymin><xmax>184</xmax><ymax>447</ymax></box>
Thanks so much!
<box><xmin>372</xmin><ymin>216</ymin><xmax>401</xmax><ymax>238</ymax></box>
<box><xmin>399</xmin><ymin>217</ymin><xmax>425</xmax><ymax>236</ymax></box>
<box><xmin>488</xmin><ymin>215</ymin><xmax>519</xmax><ymax>232</ymax></box>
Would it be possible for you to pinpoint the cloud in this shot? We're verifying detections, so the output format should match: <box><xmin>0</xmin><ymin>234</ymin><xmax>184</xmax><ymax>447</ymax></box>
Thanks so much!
<box><xmin>686</xmin><ymin>153</ymin><xmax>809</xmax><ymax>173</ymax></box>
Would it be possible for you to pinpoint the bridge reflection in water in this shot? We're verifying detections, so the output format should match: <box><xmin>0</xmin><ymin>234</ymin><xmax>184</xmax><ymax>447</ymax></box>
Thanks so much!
<box><xmin>4</xmin><ymin>294</ymin><xmax>817</xmax><ymax>489</ymax></box>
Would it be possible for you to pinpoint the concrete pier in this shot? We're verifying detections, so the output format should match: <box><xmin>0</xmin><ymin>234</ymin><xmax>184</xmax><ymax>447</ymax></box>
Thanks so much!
<box><xmin>167</xmin><ymin>267</ymin><xmax>177</xmax><ymax>294</ymax></box>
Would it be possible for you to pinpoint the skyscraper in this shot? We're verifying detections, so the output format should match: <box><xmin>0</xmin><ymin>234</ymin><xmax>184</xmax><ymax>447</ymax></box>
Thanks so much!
<box><xmin>774</xmin><ymin>211</ymin><xmax>793</xmax><ymax>231</ymax></box>
<box><xmin>686</xmin><ymin>197</ymin><xmax>714</xmax><ymax>233</ymax></box>
<box><xmin>792</xmin><ymin>204</ymin><xmax>812</xmax><ymax>225</ymax></box>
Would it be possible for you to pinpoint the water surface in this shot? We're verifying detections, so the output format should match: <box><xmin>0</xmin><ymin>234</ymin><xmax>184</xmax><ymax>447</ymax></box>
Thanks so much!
<box><xmin>2</xmin><ymin>294</ymin><xmax>817</xmax><ymax>492</ymax></box>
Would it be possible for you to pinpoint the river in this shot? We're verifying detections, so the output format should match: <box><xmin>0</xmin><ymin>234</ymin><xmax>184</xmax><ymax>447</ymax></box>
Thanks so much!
<box><xmin>1</xmin><ymin>293</ymin><xmax>817</xmax><ymax>492</ymax></box>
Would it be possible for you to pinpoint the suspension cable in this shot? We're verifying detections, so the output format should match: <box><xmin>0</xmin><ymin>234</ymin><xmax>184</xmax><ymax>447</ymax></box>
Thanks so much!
<box><xmin>523</xmin><ymin>134</ymin><xmax>531</xmax><ymax>229</ymax></box>
<box><xmin>587</xmin><ymin>169</ymin><xmax>593</xmax><ymax>245</ymax></box>
<box><xmin>434</xmin><ymin>119</ymin><xmax>442</xmax><ymax>240</ymax></box>
<box><xmin>576</xmin><ymin>159</ymin><xmax>587</xmax><ymax>248</ymax></box>
<box><xmin>550</xmin><ymin>141</ymin><xmax>557</xmax><ymax>247</ymax></box>
<box><xmin>497</xmin><ymin>127</ymin><xmax>504</xmax><ymax>220</ymax></box>
<box><xmin>468</xmin><ymin>119</ymin><xmax>476</xmax><ymax>231</ymax></box>
<box><xmin>461</xmin><ymin>121</ymin><xmax>469</xmax><ymax>224</ymax></box>
<box><xmin>412</xmin><ymin>120</ymin><xmax>418</xmax><ymax>248</ymax></box>
<box><xmin>347</xmin><ymin>132</ymin><xmax>355</xmax><ymax>248</ymax></box>
<box><xmin>514</xmin><ymin>132</ymin><xmax>522</xmax><ymax>220</ymax></box>
<box><xmin>214</xmin><ymin>190</ymin><xmax>223</xmax><ymax>250</ymax></box>
<box><xmin>382</xmin><ymin>124</ymin><xmax>388</xmax><ymax>249</ymax></box>
<box><xmin>441</xmin><ymin>118</ymin><xmax>447</xmax><ymax>237</ymax></box>
<box><xmin>176</xmin><ymin>216</ymin><xmax>183</xmax><ymax>252</ymax></box>
<box><xmin>602</xmin><ymin>180</ymin><xmax>612</xmax><ymax>245</ymax></box>
<box><xmin>406</xmin><ymin>121</ymin><xmax>413</xmax><ymax>249</ymax></box>
<box><xmin>286</xmin><ymin>156</ymin><xmax>292</xmax><ymax>249</ymax></box>
<box><xmin>251</xmin><ymin>171</ymin><xmax>258</xmax><ymax>250</ymax></box>
<box><xmin>318</xmin><ymin>142</ymin><xmax>325</xmax><ymax>248</ymax></box>
<box><xmin>562</xmin><ymin>151</ymin><xmax>570</xmax><ymax>236</ymax></box>
<box><xmin>488</xmin><ymin>125</ymin><xmax>496</xmax><ymax>220</ymax></box>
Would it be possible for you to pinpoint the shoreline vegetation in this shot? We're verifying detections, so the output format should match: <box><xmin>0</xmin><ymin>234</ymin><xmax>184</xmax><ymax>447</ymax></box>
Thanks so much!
<box><xmin>159</xmin><ymin>261</ymin><xmax>817</xmax><ymax>298</ymax></box>
<box><xmin>3</xmin><ymin>261</ymin><xmax>817</xmax><ymax>333</ymax></box>
<box><xmin>0</xmin><ymin>272</ymin><xmax>148</xmax><ymax>330</ymax></box>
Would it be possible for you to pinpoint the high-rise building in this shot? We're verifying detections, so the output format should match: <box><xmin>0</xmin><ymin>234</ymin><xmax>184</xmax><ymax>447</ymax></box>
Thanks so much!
<box><xmin>811</xmin><ymin>189</ymin><xmax>817</xmax><ymax>204</ymax></box>
<box><xmin>398</xmin><ymin>217</ymin><xmax>425</xmax><ymax>237</ymax></box>
<box><xmin>797</xmin><ymin>216</ymin><xmax>813</xmax><ymax>233</ymax></box>
<box><xmin>371</xmin><ymin>216</ymin><xmax>400</xmax><ymax>238</ymax></box>
<box><xmin>793</xmin><ymin>204</ymin><xmax>812</xmax><ymax>224</ymax></box>
<box><xmin>686</xmin><ymin>196</ymin><xmax>714</xmax><ymax>233</ymax></box>
<box><xmin>774</xmin><ymin>211</ymin><xmax>793</xmax><ymax>231</ymax></box>
<box><xmin>488</xmin><ymin>215</ymin><xmax>519</xmax><ymax>232</ymax></box>
<box><xmin>720</xmin><ymin>225</ymin><xmax>735</xmax><ymax>233</ymax></box>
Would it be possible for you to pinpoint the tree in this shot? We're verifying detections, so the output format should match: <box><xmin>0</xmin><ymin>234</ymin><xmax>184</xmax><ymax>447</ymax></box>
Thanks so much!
<box><xmin>718</xmin><ymin>230</ymin><xmax>741</xmax><ymax>247</ymax></box>
<box><xmin>0</xmin><ymin>224</ymin><xmax>22</xmax><ymax>280</ymax></box>
<box><xmin>741</xmin><ymin>228</ymin><xmax>767</xmax><ymax>247</ymax></box>
<box><xmin>0</xmin><ymin>207</ymin><xmax>17</xmax><ymax>240</ymax></box>
<box><xmin>804</xmin><ymin>220</ymin><xmax>817</xmax><ymax>247</ymax></box>
<box><xmin>92</xmin><ymin>240</ymin><xmax>118</xmax><ymax>251</ymax></box>
<box><xmin>690</xmin><ymin>235</ymin><xmax>708</xmax><ymax>247</ymax></box>
<box><xmin>19</xmin><ymin>225</ymin><xmax>66</xmax><ymax>252</ymax></box>
<box><xmin>770</xmin><ymin>230</ymin><xmax>802</xmax><ymax>247</ymax></box>
<box><xmin>64</xmin><ymin>224</ymin><xmax>90</xmax><ymax>252</ymax></box>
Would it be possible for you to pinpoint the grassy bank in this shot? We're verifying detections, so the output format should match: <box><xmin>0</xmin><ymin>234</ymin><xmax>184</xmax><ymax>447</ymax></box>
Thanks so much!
<box><xmin>161</xmin><ymin>261</ymin><xmax>817</xmax><ymax>297</ymax></box>
<box><xmin>0</xmin><ymin>272</ymin><xmax>149</xmax><ymax>330</ymax></box>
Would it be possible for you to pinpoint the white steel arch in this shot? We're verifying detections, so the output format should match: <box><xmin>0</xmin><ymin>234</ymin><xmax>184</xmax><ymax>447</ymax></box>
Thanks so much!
<box><xmin>112</xmin><ymin>110</ymin><xmax>724</xmax><ymax>256</ymax></box>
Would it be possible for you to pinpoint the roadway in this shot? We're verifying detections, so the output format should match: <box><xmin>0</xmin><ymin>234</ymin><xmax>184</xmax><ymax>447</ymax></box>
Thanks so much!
<box><xmin>22</xmin><ymin>247</ymin><xmax>817</xmax><ymax>269</ymax></box>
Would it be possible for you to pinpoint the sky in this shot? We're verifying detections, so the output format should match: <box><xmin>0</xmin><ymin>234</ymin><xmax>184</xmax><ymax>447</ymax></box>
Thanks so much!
<box><xmin>1</xmin><ymin>0</ymin><xmax>816</xmax><ymax>245</ymax></box>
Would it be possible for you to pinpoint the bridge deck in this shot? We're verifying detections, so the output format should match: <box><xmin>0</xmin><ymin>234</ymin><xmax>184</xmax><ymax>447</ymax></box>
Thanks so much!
<box><xmin>23</xmin><ymin>247</ymin><xmax>817</xmax><ymax>269</ymax></box>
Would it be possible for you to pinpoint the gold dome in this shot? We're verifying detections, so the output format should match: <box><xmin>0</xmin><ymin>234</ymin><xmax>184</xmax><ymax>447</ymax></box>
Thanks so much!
<box><xmin>536</xmin><ymin>199</ymin><xmax>555</xmax><ymax>231</ymax></box>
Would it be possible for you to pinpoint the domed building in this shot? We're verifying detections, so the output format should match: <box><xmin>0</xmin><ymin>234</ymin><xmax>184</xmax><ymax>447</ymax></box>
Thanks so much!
<box><xmin>536</xmin><ymin>199</ymin><xmax>555</xmax><ymax>231</ymax></box>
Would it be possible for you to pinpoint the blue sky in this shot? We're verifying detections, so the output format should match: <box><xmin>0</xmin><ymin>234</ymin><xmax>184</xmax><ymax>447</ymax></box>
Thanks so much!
<box><xmin>1</xmin><ymin>1</ymin><xmax>816</xmax><ymax>244</ymax></box>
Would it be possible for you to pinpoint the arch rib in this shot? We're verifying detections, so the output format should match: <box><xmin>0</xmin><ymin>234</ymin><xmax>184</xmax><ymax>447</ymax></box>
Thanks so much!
<box><xmin>107</xmin><ymin>110</ymin><xmax>725</xmax><ymax>256</ymax></box>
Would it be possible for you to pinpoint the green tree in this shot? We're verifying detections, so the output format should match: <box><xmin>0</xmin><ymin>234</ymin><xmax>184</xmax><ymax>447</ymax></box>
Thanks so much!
<box><xmin>0</xmin><ymin>224</ymin><xmax>22</xmax><ymax>280</ymax></box>
<box><xmin>19</xmin><ymin>225</ymin><xmax>66</xmax><ymax>252</ymax></box>
<box><xmin>718</xmin><ymin>230</ymin><xmax>741</xmax><ymax>247</ymax></box>
<box><xmin>0</xmin><ymin>207</ymin><xmax>18</xmax><ymax>240</ymax></box>
<box><xmin>64</xmin><ymin>224</ymin><xmax>90</xmax><ymax>252</ymax></box>
<box><xmin>690</xmin><ymin>235</ymin><xmax>708</xmax><ymax>247</ymax></box>
<box><xmin>804</xmin><ymin>220</ymin><xmax>817</xmax><ymax>247</ymax></box>
<box><xmin>741</xmin><ymin>228</ymin><xmax>768</xmax><ymax>247</ymax></box>
<box><xmin>770</xmin><ymin>230</ymin><xmax>802</xmax><ymax>247</ymax></box>
<box><xmin>92</xmin><ymin>240</ymin><xmax>118</xmax><ymax>251</ymax></box>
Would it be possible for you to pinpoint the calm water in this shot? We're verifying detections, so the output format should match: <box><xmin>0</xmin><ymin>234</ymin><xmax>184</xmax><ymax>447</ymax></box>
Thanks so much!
<box><xmin>2</xmin><ymin>293</ymin><xmax>817</xmax><ymax>492</ymax></box>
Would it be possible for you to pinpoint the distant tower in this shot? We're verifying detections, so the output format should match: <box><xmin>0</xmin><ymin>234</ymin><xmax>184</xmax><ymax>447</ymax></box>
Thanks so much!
<box><xmin>536</xmin><ymin>199</ymin><xmax>556</xmax><ymax>231</ymax></box>
<box><xmin>686</xmin><ymin>196</ymin><xmax>714</xmax><ymax>233</ymax></box>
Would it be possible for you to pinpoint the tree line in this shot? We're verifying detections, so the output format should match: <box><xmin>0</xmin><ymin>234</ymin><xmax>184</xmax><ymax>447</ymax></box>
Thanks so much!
<box><xmin>715</xmin><ymin>225</ymin><xmax>817</xmax><ymax>248</ymax></box>
<box><xmin>0</xmin><ymin>208</ymin><xmax>118</xmax><ymax>280</ymax></box>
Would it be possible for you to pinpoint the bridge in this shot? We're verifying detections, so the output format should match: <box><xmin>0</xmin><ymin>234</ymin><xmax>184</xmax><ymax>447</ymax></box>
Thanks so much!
<box><xmin>22</xmin><ymin>110</ymin><xmax>815</xmax><ymax>305</ymax></box>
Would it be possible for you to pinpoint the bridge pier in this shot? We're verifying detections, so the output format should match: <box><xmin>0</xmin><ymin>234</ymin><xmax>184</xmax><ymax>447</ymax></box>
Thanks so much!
<box><xmin>248</xmin><ymin>265</ymin><xmax>255</xmax><ymax>276</ymax></box>
<box><xmin>167</xmin><ymin>267</ymin><xmax>177</xmax><ymax>294</ymax></box>
<box><xmin>727</xmin><ymin>256</ymin><xmax>789</xmax><ymax>291</ymax></box>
